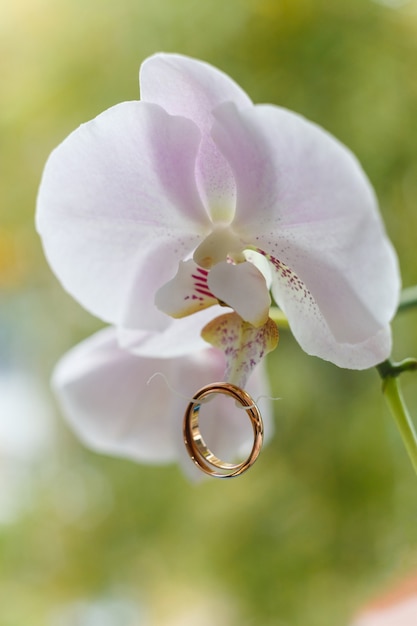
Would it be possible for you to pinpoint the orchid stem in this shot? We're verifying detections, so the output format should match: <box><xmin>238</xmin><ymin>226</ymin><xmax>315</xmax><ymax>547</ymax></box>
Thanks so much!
<box><xmin>270</xmin><ymin>286</ymin><xmax>417</xmax><ymax>475</ymax></box>
<box><xmin>269</xmin><ymin>306</ymin><xmax>290</xmax><ymax>329</ymax></box>
<box><xmin>399</xmin><ymin>285</ymin><xmax>417</xmax><ymax>313</ymax></box>
<box><xmin>270</xmin><ymin>292</ymin><xmax>417</xmax><ymax>474</ymax></box>
<box><xmin>377</xmin><ymin>359</ymin><xmax>417</xmax><ymax>476</ymax></box>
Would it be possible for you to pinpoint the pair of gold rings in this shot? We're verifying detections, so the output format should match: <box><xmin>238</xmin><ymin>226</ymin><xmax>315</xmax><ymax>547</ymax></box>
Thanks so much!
<box><xmin>183</xmin><ymin>382</ymin><xmax>264</xmax><ymax>478</ymax></box>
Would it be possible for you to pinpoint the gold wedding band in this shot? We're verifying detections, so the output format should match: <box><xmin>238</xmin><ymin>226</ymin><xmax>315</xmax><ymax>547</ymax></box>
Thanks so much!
<box><xmin>183</xmin><ymin>382</ymin><xmax>264</xmax><ymax>478</ymax></box>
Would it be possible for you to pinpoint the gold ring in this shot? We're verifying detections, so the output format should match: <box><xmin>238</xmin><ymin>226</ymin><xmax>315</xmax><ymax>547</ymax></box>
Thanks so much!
<box><xmin>183</xmin><ymin>382</ymin><xmax>264</xmax><ymax>478</ymax></box>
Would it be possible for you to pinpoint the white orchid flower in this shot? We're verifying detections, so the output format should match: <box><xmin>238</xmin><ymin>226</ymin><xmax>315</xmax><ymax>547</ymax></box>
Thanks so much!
<box><xmin>37</xmin><ymin>53</ymin><xmax>399</xmax><ymax>374</ymax></box>
<box><xmin>36</xmin><ymin>53</ymin><xmax>400</xmax><ymax>473</ymax></box>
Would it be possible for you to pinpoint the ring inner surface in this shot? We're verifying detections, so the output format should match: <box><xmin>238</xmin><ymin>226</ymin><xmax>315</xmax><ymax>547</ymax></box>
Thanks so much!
<box><xmin>183</xmin><ymin>382</ymin><xmax>264</xmax><ymax>478</ymax></box>
<box><xmin>189</xmin><ymin>401</ymin><xmax>244</xmax><ymax>470</ymax></box>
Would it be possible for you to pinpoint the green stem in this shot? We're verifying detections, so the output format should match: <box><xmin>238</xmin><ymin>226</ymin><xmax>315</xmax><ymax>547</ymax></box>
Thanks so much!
<box><xmin>269</xmin><ymin>306</ymin><xmax>290</xmax><ymax>329</ymax></box>
<box><xmin>399</xmin><ymin>285</ymin><xmax>417</xmax><ymax>313</ymax></box>
<box><xmin>381</xmin><ymin>375</ymin><xmax>417</xmax><ymax>475</ymax></box>
<box><xmin>270</xmin><ymin>285</ymin><xmax>417</xmax><ymax>475</ymax></box>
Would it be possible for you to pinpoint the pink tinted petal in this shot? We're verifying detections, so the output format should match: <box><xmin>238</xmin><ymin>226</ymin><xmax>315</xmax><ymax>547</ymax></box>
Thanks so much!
<box><xmin>117</xmin><ymin>305</ymin><xmax>225</xmax><ymax>358</ymax></box>
<box><xmin>140</xmin><ymin>53</ymin><xmax>252</xmax><ymax>130</ymax></box>
<box><xmin>202</xmin><ymin>312</ymin><xmax>279</xmax><ymax>388</ymax></box>
<box><xmin>207</xmin><ymin>261</ymin><xmax>271</xmax><ymax>327</ymax></box>
<box><xmin>267</xmin><ymin>254</ymin><xmax>392</xmax><ymax>369</ymax></box>
<box><xmin>140</xmin><ymin>54</ymin><xmax>252</xmax><ymax>218</ymax></box>
<box><xmin>37</xmin><ymin>101</ymin><xmax>209</xmax><ymax>330</ymax></box>
<box><xmin>52</xmin><ymin>327</ymin><xmax>178</xmax><ymax>463</ymax></box>
<box><xmin>52</xmin><ymin>327</ymin><xmax>272</xmax><ymax>476</ymax></box>
<box><xmin>212</xmin><ymin>102</ymin><xmax>381</xmax><ymax>231</ymax></box>
<box><xmin>155</xmin><ymin>259</ymin><xmax>218</xmax><ymax>318</ymax></box>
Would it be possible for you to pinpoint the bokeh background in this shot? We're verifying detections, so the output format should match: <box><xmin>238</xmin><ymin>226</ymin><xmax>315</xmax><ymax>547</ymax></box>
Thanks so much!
<box><xmin>2</xmin><ymin>0</ymin><xmax>417</xmax><ymax>624</ymax></box>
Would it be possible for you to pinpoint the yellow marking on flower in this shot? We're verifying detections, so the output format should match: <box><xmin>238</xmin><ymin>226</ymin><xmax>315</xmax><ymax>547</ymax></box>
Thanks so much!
<box><xmin>202</xmin><ymin>312</ymin><xmax>279</xmax><ymax>388</ymax></box>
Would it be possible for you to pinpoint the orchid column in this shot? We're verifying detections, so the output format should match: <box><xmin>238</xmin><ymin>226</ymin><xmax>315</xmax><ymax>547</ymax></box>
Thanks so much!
<box><xmin>36</xmin><ymin>53</ymin><xmax>401</xmax><ymax>477</ymax></box>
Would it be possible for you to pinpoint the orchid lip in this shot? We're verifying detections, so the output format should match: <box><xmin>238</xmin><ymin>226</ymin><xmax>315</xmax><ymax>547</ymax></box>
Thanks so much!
<box><xmin>190</xmin><ymin>267</ymin><xmax>216</xmax><ymax>300</ymax></box>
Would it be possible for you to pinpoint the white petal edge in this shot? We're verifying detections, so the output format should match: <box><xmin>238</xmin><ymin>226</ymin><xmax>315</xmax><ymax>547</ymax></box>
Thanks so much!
<box><xmin>140</xmin><ymin>53</ymin><xmax>253</xmax><ymax>129</ymax></box>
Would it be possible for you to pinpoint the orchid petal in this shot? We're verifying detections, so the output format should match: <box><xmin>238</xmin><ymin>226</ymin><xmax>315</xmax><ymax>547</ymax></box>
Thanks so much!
<box><xmin>266</xmin><ymin>253</ymin><xmax>392</xmax><ymax>369</ymax></box>
<box><xmin>155</xmin><ymin>259</ymin><xmax>218</xmax><ymax>318</ymax></box>
<box><xmin>140</xmin><ymin>54</ymin><xmax>252</xmax><ymax>128</ymax></box>
<box><xmin>140</xmin><ymin>54</ymin><xmax>252</xmax><ymax>220</ymax></box>
<box><xmin>36</xmin><ymin>101</ymin><xmax>209</xmax><ymax>330</ymax></box>
<box><xmin>207</xmin><ymin>261</ymin><xmax>271</xmax><ymax>327</ymax></box>
<box><xmin>52</xmin><ymin>327</ymin><xmax>273</xmax><ymax>475</ymax></box>
<box><xmin>212</xmin><ymin>102</ymin><xmax>400</xmax><ymax>366</ymax></box>
<box><xmin>212</xmin><ymin>101</ymin><xmax>381</xmax><ymax>230</ymax></box>
<box><xmin>53</xmin><ymin>327</ymin><xmax>178</xmax><ymax>462</ymax></box>
<box><xmin>202</xmin><ymin>312</ymin><xmax>279</xmax><ymax>388</ymax></box>
<box><xmin>117</xmin><ymin>305</ymin><xmax>225</xmax><ymax>358</ymax></box>
<box><xmin>264</xmin><ymin>237</ymin><xmax>398</xmax><ymax>367</ymax></box>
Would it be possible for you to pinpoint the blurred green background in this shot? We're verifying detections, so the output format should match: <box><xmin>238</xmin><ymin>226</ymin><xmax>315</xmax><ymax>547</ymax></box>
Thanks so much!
<box><xmin>2</xmin><ymin>0</ymin><xmax>417</xmax><ymax>624</ymax></box>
